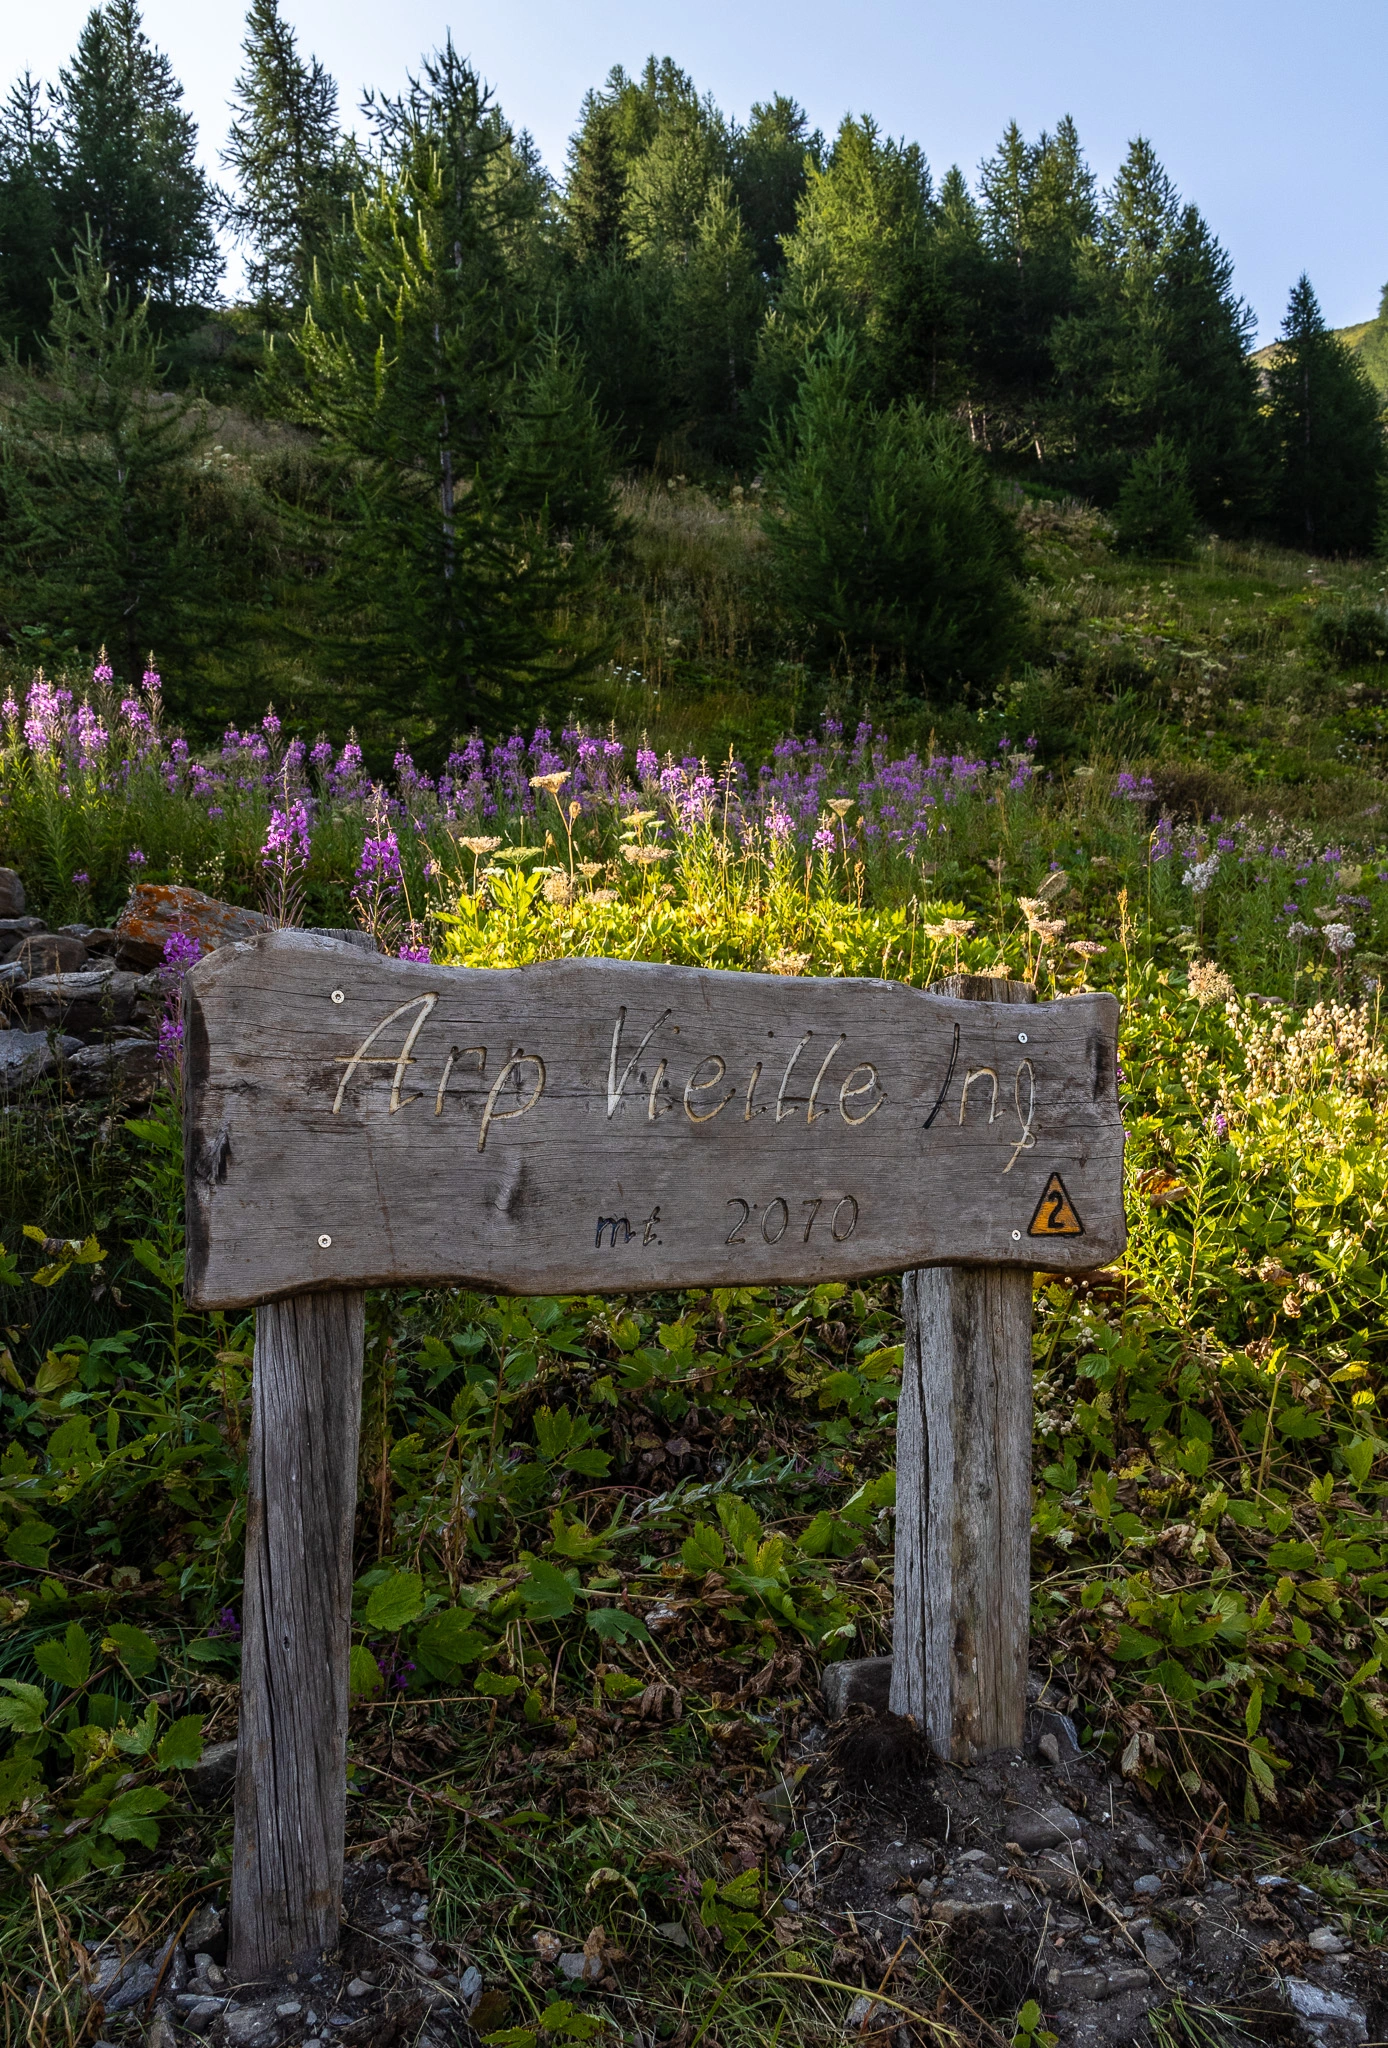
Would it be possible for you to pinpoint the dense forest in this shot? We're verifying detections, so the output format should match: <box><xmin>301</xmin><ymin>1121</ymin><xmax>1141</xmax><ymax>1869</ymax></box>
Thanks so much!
<box><xmin>1</xmin><ymin>0</ymin><xmax>1387</xmax><ymax>753</ymax></box>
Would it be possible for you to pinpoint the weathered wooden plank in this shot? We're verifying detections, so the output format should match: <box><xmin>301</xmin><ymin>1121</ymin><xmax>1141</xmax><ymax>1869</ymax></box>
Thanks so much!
<box><xmin>184</xmin><ymin>933</ymin><xmax>1124</xmax><ymax>1309</ymax></box>
<box><xmin>889</xmin><ymin>1264</ymin><xmax>1034</xmax><ymax>1759</ymax></box>
<box><xmin>892</xmin><ymin>973</ymin><xmax>1036</xmax><ymax>1761</ymax></box>
<box><xmin>230</xmin><ymin>1290</ymin><xmax>364</xmax><ymax>1981</ymax></box>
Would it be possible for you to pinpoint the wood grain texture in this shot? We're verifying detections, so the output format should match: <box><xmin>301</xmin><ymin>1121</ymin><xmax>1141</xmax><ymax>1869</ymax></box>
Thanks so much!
<box><xmin>889</xmin><ymin>1264</ymin><xmax>1034</xmax><ymax>1759</ymax></box>
<box><xmin>230</xmin><ymin>1290</ymin><xmax>364</xmax><ymax>1982</ymax></box>
<box><xmin>183</xmin><ymin>933</ymin><xmax>1125</xmax><ymax>1309</ymax></box>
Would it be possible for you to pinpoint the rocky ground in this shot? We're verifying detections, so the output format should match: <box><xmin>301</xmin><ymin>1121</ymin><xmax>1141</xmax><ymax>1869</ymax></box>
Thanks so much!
<box><xmin>73</xmin><ymin>1675</ymin><xmax>1386</xmax><ymax>2048</ymax></box>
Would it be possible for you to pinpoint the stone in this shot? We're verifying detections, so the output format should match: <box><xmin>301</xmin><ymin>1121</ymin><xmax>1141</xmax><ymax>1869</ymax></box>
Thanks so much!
<box><xmin>380</xmin><ymin>1918</ymin><xmax>408</xmax><ymax>1938</ymax></box>
<box><xmin>65</xmin><ymin>1038</ymin><xmax>160</xmax><ymax>1099</ymax></box>
<box><xmin>4</xmin><ymin>933</ymin><xmax>88</xmax><ymax>975</ymax></box>
<box><xmin>927</xmin><ymin>1898</ymin><xmax>1010</xmax><ymax>1928</ymax></box>
<box><xmin>458</xmin><ymin>1965</ymin><xmax>483</xmax><ymax>2010</ymax></box>
<box><xmin>821</xmin><ymin>1654</ymin><xmax>893</xmax><ymax>1720</ymax></box>
<box><xmin>1007</xmin><ymin>1804</ymin><xmax>1084</xmax><ymax>1851</ymax></box>
<box><xmin>412</xmin><ymin>1951</ymin><xmax>440</xmax><ymax>1976</ymax></box>
<box><xmin>558</xmin><ymin>1952</ymin><xmax>603</xmax><ymax>1983</ymax></box>
<box><xmin>1028</xmin><ymin>1706</ymin><xmax>1083</xmax><ymax>1762</ymax></box>
<box><xmin>0</xmin><ymin>870</ymin><xmax>25</xmax><ymax>916</ymax></box>
<box><xmin>653</xmin><ymin>1922</ymin><xmax>689</xmax><ymax>1947</ymax></box>
<box><xmin>175</xmin><ymin>1994</ymin><xmax>224</xmax><ymax>2024</ymax></box>
<box><xmin>0</xmin><ymin>961</ymin><xmax>27</xmax><ymax>992</ymax></box>
<box><xmin>1105</xmin><ymin>1965</ymin><xmax>1151</xmax><ymax>1997</ymax></box>
<box><xmin>115</xmin><ymin>882</ymin><xmax>271</xmax><ymax>970</ymax></box>
<box><xmin>186</xmin><ymin>1739</ymin><xmax>238</xmax><ymax>1801</ymax></box>
<box><xmin>1142</xmin><ymin>1926</ymin><xmax>1180</xmax><ymax>1972</ymax></box>
<box><xmin>146</xmin><ymin>2008</ymin><xmax>178</xmax><ymax>2048</ymax></box>
<box><xmin>0</xmin><ymin>1030</ymin><xmax>82</xmax><ymax>1090</ymax></box>
<box><xmin>1055</xmin><ymin>1968</ymin><xmax>1108</xmax><ymax>2002</ymax></box>
<box><xmin>16</xmin><ymin>967</ymin><xmax>142</xmax><ymax>1036</ymax></box>
<box><xmin>346</xmin><ymin>1978</ymin><xmax>373</xmax><ymax>1998</ymax></box>
<box><xmin>844</xmin><ymin>1996</ymin><xmax>894</xmax><ymax>2032</ymax></box>
<box><xmin>277</xmin><ymin>2000</ymin><xmax>304</xmax><ymax>2016</ymax></box>
<box><xmin>182</xmin><ymin>1904</ymin><xmax>223</xmax><ymax>1953</ymax></box>
<box><xmin>1309</xmin><ymin>1927</ymin><xmax>1348</xmax><ymax>1954</ymax></box>
<box><xmin>1133</xmin><ymin>1874</ymin><xmax>1163</xmax><ymax>1897</ymax></box>
<box><xmin>223</xmin><ymin>2003</ymin><xmax>279</xmax><ymax>2044</ymax></box>
<box><xmin>99</xmin><ymin>1961</ymin><xmax>158</xmax><ymax>2011</ymax></box>
<box><xmin>1282</xmin><ymin>1978</ymin><xmax>1368</xmax><ymax>2048</ymax></box>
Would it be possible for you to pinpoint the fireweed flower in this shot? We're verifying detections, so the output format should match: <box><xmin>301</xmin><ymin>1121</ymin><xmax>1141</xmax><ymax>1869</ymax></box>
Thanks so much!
<box><xmin>24</xmin><ymin>676</ymin><xmax>66</xmax><ymax>754</ymax></box>
<box><xmin>92</xmin><ymin>657</ymin><xmax>114</xmax><ymax>687</ymax></box>
<box><xmin>141</xmin><ymin>665</ymin><xmax>161</xmax><ymax>694</ymax></box>
<box><xmin>72</xmin><ymin>870</ymin><xmax>89</xmax><ymax>887</ymax></box>
<box><xmin>127</xmin><ymin>847</ymin><xmax>147</xmax><ymax>867</ymax></box>
<box><xmin>353</xmin><ymin>831</ymin><xmax>404</xmax><ymax>939</ymax></box>
<box><xmin>813</xmin><ymin>823</ymin><xmax>834</xmax><ymax>853</ymax></box>
<box><xmin>399</xmin><ymin>942</ymin><xmax>431</xmax><ymax>963</ymax></box>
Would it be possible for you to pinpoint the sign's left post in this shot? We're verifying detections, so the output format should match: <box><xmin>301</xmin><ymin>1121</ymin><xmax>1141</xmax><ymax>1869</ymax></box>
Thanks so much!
<box><xmin>228</xmin><ymin>1290</ymin><xmax>365</xmax><ymax>1981</ymax></box>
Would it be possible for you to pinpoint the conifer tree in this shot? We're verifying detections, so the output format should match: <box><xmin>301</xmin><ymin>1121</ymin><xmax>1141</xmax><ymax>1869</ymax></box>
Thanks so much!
<box><xmin>221</xmin><ymin>0</ymin><xmax>346</xmax><ymax>316</ymax></box>
<box><xmin>0</xmin><ymin>232</ymin><xmax>205</xmax><ymax>679</ymax></box>
<box><xmin>283</xmin><ymin>44</ymin><xmax>608</xmax><ymax>728</ymax></box>
<box><xmin>0</xmin><ymin>76</ymin><xmax>63</xmax><ymax>355</ymax></box>
<box><xmin>1266</xmin><ymin>275</ymin><xmax>1386</xmax><ymax>555</ymax></box>
<box><xmin>733</xmin><ymin>96</ymin><xmax>819</xmax><ymax>278</ymax></box>
<box><xmin>1050</xmin><ymin>137</ymin><xmax>1261</xmax><ymax>520</ymax></box>
<box><xmin>51</xmin><ymin>1</ymin><xmax>221</xmax><ymax>305</ymax></box>
<box><xmin>762</xmin><ymin>329</ymin><xmax>1025</xmax><ymax>690</ymax></box>
<box><xmin>976</xmin><ymin>116</ymin><xmax>1096</xmax><ymax>400</ymax></box>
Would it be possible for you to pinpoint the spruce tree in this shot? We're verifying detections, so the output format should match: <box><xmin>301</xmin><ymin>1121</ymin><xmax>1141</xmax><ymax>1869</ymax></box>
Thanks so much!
<box><xmin>221</xmin><ymin>0</ymin><xmax>346</xmax><ymax>316</ymax></box>
<box><xmin>1267</xmin><ymin>275</ymin><xmax>1386</xmax><ymax>555</ymax></box>
<box><xmin>732</xmin><ymin>95</ymin><xmax>819</xmax><ymax>277</ymax></box>
<box><xmin>1113</xmin><ymin>436</ymin><xmax>1197</xmax><ymax>557</ymax></box>
<box><xmin>1050</xmin><ymin>138</ymin><xmax>1262</xmax><ymax>521</ymax></box>
<box><xmin>52</xmin><ymin>1</ymin><xmax>221</xmax><ymax>306</ymax></box>
<box><xmin>0</xmin><ymin>232</ymin><xmax>205</xmax><ymax>680</ymax></box>
<box><xmin>761</xmin><ymin>329</ymin><xmax>1025</xmax><ymax>690</ymax></box>
<box><xmin>0</xmin><ymin>76</ymin><xmax>63</xmax><ymax>356</ymax></box>
<box><xmin>283</xmin><ymin>44</ymin><xmax>608</xmax><ymax>729</ymax></box>
<box><xmin>975</xmin><ymin>116</ymin><xmax>1096</xmax><ymax>401</ymax></box>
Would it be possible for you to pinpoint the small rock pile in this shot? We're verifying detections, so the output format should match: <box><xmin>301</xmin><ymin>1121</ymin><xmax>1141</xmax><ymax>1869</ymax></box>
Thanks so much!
<box><xmin>0</xmin><ymin>876</ymin><xmax>273</xmax><ymax>1102</ymax></box>
<box><xmin>80</xmin><ymin>1867</ymin><xmax>484</xmax><ymax>2047</ymax></box>
<box><xmin>803</xmin><ymin>1664</ymin><xmax>1382</xmax><ymax>2048</ymax></box>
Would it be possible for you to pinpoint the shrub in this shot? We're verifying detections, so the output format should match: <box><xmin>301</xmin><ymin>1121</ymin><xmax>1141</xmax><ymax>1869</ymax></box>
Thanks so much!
<box><xmin>1113</xmin><ymin>436</ymin><xmax>1198</xmax><ymax>559</ymax></box>
<box><xmin>1307</xmin><ymin>602</ymin><xmax>1388</xmax><ymax>669</ymax></box>
<box><xmin>761</xmin><ymin>330</ymin><xmax>1026</xmax><ymax>692</ymax></box>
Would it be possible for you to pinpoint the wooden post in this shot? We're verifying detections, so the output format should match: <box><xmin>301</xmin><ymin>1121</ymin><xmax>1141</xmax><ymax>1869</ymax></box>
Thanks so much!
<box><xmin>890</xmin><ymin>975</ymin><xmax>1037</xmax><ymax>1761</ymax></box>
<box><xmin>230</xmin><ymin>1290</ymin><xmax>365</xmax><ymax>1982</ymax></box>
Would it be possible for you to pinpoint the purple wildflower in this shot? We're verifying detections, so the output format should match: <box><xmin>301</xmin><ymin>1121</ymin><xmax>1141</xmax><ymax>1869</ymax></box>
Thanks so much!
<box><xmin>127</xmin><ymin>847</ymin><xmax>147</xmax><ymax>867</ymax></box>
<box><xmin>399</xmin><ymin>943</ymin><xmax>431</xmax><ymax>963</ymax></box>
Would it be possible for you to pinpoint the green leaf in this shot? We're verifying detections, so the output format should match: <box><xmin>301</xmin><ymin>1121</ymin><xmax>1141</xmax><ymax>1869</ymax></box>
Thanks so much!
<box><xmin>0</xmin><ymin>1752</ymin><xmax>43</xmax><ymax>1813</ymax></box>
<box><xmin>480</xmin><ymin>2030</ymin><xmax>537</xmax><ymax>2047</ymax></box>
<box><xmin>157</xmin><ymin>1715</ymin><xmax>205</xmax><ymax>1769</ymax></box>
<box><xmin>1111</xmin><ymin>1626</ymin><xmax>1163</xmax><ymax>1662</ymax></box>
<box><xmin>113</xmin><ymin>1703</ymin><xmax>159</xmax><ymax>1756</ymax></box>
<box><xmin>680</xmin><ymin>1523</ymin><xmax>726</xmax><ymax>1575</ymax></box>
<box><xmin>561</xmin><ymin>1447</ymin><xmax>612</xmax><ymax>1477</ymax></box>
<box><xmin>586</xmin><ymin>1607</ymin><xmax>652</xmax><ymax>1644</ymax></box>
<box><xmin>102</xmin><ymin>1623</ymin><xmax>159</xmax><ymax>1680</ymax></box>
<box><xmin>364</xmin><ymin>1570</ymin><xmax>424</xmax><ymax>1631</ymax></box>
<box><xmin>0</xmin><ymin>1679</ymin><xmax>46</xmax><ymax>1733</ymax></box>
<box><xmin>34</xmin><ymin>1622</ymin><xmax>91</xmax><ymax>1689</ymax></box>
<box><xmin>537</xmin><ymin>2000</ymin><xmax>611</xmax><ymax>2039</ymax></box>
<box><xmin>349</xmin><ymin>1646</ymin><xmax>384</xmax><ymax>1700</ymax></box>
<box><xmin>474</xmin><ymin>1672</ymin><xmax>523</xmax><ymax>1698</ymax></box>
<box><xmin>1274</xmin><ymin>1406</ymin><xmax>1324</xmax><ymax>1442</ymax></box>
<box><xmin>184</xmin><ymin>1637</ymin><xmax>240</xmax><ymax>1667</ymax></box>
<box><xmin>518</xmin><ymin>1560</ymin><xmax>578</xmax><ymax>1620</ymax></box>
<box><xmin>102</xmin><ymin>1785</ymin><xmax>170</xmax><ymax>1847</ymax></box>
<box><xmin>416</xmin><ymin>1610</ymin><xmax>490</xmax><ymax>1679</ymax></box>
<box><xmin>1343</xmin><ymin>1436</ymin><xmax>1377</xmax><ymax>1488</ymax></box>
<box><xmin>4</xmin><ymin>1518</ymin><xmax>55</xmax><ymax>1568</ymax></box>
<box><xmin>1267</xmin><ymin>1540</ymin><xmax>1319</xmax><ymax>1572</ymax></box>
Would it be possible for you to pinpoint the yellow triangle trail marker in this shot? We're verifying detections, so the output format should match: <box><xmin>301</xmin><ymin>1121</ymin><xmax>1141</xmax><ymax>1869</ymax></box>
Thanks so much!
<box><xmin>1028</xmin><ymin>1171</ymin><xmax>1084</xmax><ymax>1237</ymax></box>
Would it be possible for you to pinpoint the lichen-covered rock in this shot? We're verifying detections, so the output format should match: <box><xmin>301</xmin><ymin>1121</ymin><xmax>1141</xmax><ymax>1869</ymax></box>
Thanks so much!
<box><xmin>115</xmin><ymin>883</ymin><xmax>270</xmax><ymax>970</ymax></box>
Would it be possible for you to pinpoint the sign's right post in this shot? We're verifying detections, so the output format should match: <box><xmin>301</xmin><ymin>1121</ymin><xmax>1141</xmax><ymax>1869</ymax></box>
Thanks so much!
<box><xmin>890</xmin><ymin>973</ymin><xmax>1038</xmax><ymax>1761</ymax></box>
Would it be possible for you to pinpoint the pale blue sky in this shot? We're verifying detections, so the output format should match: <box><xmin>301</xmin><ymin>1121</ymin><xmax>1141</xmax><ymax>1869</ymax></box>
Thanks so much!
<box><xmin>12</xmin><ymin>0</ymin><xmax>1387</xmax><ymax>345</ymax></box>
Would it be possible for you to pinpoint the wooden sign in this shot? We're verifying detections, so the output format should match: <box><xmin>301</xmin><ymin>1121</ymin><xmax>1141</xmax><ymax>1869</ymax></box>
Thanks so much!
<box><xmin>183</xmin><ymin>932</ymin><xmax>1125</xmax><ymax>1310</ymax></box>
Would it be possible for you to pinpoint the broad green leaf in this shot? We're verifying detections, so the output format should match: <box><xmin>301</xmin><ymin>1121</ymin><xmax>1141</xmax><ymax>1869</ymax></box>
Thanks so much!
<box><xmin>1266</xmin><ymin>1540</ymin><xmax>1318</xmax><ymax>1572</ymax></box>
<box><xmin>1343</xmin><ymin>1436</ymin><xmax>1377</xmax><ymax>1488</ymax></box>
<box><xmin>561</xmin><ymin>1447</ymin><xmax>612</xmax><ymax>1477</ymax></box>
<box><xmin>0</xmin><ymin>1679</ymin><xmax>46</xmax><ymax>1732</ymax></box>
<box><xmin>103</xmin><ymin>1623</ymin><xmax>159</xmax><ymax>1679</ymax></box>
<box><xmin>680</xmin><ymin>1523</ymin><xmax>726</xmax><ymax>1575</ymax></box>
<box><xmin>34</xmin><ymin>1622</ymin><xmax>91</xmax><ymax>1689</ymax></box>
<box><xmin>102</xmin><ymin>1785</ymin><xmax>170</xmax><ymax>1846</ymax></box>
<box><xmin>348</xmin><ymin>1646</ymin><xmax>384</xmax><ymax>1700</ymax></box>
<box><xmin>538</xmin><ymin>2000</ymin><xmax>611</xmax><ymax>2039</ymax></box>
<box><xmin>474</xmin><ymin>1672</ymin><xmax>523</xmax><ymax>1697</ymax></box>
<box><xmin>586</xmin><ymin>1607</ymin><xmax>652</xmax><ymax>1644</ymax></box>
<box><xmin>518</xmin><ymin>1560</ymin><xmax>578</xmax><ymax>1620</ymax></box>
<box><xmin>416</xmin><ymin>1610</ymin><xmax>490</xmax><ymax>1678</ymax></box>
<box><xmin>1110</xmin><ymin>1625</ymin><xmax>1162</xmax><ymax>1662</ymax></box>
<box><xmin>364</xmin><ymin>1570</ymin><xmax>424</xmax><ymax>1631</ymax></box>
<box><xmin>0</xmin><ymin>1753</ymin><xmax>43</xmax><ymax>1813</ymax></box>
<box><xmin>4</xmin><ymin>1519</ymin><xmax>55</xmax><ymax>1568</ymax></box>
<box><xmin>157</xmin><ymin>1715</ymin><xmax>205</xmax><ymax>1769</ymax></box>
<box><xmin>112</xmin><ymin>1702</ymin><xmax>159</xmax><ymax>1756</ymax></box>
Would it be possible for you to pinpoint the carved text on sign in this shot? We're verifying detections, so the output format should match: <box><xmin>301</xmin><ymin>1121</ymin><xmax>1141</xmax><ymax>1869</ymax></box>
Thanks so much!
<box><xmin>183</xmin><ymin>939</ymin><xmax>1126</xmax><ymax>1305</ymax></box>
